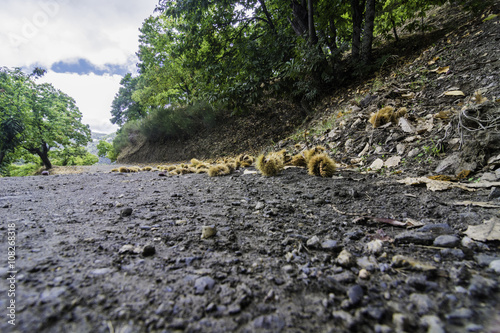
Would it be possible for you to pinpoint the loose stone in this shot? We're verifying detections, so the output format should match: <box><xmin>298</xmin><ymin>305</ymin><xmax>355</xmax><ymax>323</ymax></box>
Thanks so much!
<box><xmin>120</xmin><ymin>207</ymin><xmax>133</xmax><ymax>217</ymax></box>
<box><xmin>420</xmin><ymin>315</ymin><xmax>445</xmax><ymax>333</ymax></box>
<box><xmin>433</xmin><ymin>235</ymin><xmax>459</xmax><ymax>248</ymax></box>
<box><xmin>194</xmin><ymin>276</ymin><xmax>215</xmax><ymax>294</ymax></box>
<box><xmin>489</xmin><ymin>260</ymin><xmax>500</xmax><ymax>274</ymax></box>
<box><xmin>321</xmin><ymin>239</ymin><xmax>340</xmax><ymax>250</ymax></box>
<box><xmin>306</xmin><ymin>235</ymin><xmax>320</xmax><ymax>247</ymax></box>
<box><xmin>347</xmin><ymin>284</ymin><xmax>364</xmax><ymax>306</ymax></box>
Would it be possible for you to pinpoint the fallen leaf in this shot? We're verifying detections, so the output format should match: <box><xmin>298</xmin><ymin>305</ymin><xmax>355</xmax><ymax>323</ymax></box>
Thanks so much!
<box><xmin>450</xmin><ymin>201</ymin><xmax>500</xmax><ymax>208</ymax></box>
<box><xmin>428</xmin><ymin>175</ymin><xmax>455</xmax><ymax>181</ymax></box>
<box><xmin>398</xmin><ymin>118</ymin><xmax>416</xmax><ymax>133</ymax></box>
<box><xmin>444</xmin><ymin>90</ymin><xmax>465</xmax><ymax>96</ymax></box>
<box><xmin>436</xmin><ymin>66</ymin><xmax>450</xmax><ymax>74</ymax></box>
<box><xmin>369</xmin><ymin>158</ymin><xmax>384</xmax><ymax>171</ymax></box>
<box><xmin>384</xmin><ymin>156</ymin><xmax>401</xmax><ymax>168</ymax></box>
<box><xmin>463</xmin><ymin>181</ymin><xmax>500</xmax><ymax>189</ymax></box>
<box><xmin>464</xmin><ymin>217</ymin><xmax>500</xmax><ymax>241</ymax></box>
<box><xmin>428</xmin><ymin>56</ymin><xmax>440</xmax><ymax>65</ymax></box>
<box><xmin>474</xmin><ymin>91</ymin><xmax>488</xmax><ymax>104</ymax></box>
<box><xmin>397</xmin><ymin>177</ymin><xmax>475</xmax><ymax>192</ymax></box>
<box><xmin>401</xmin><ymin>92</ymin><xmax>415</xmax><ymax>99</ymax></box>
<box><xmin>433</xmin><ymin>110</ymin><xmax>452</xmax><ymax>119</ymax></box>
<box><xmin>392</xmin><ymin>255</ymin><xmax>437</xmax><ymax>272</ymax></box>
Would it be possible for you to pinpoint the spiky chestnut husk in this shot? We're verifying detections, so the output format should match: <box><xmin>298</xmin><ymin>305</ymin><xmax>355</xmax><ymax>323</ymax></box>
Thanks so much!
<box><xmin>166</xmin><ymin>165</ymin><xmax>177</xmax><ymax>172</ymax></box>
<box><xmin>141</xmin><ymin>166</ymin><xmax>153</xmax><ymax>172</ymax></box>
<box><xmin>237</xmin><ymin>154</ymin><xmax>254</xmax><ymax>167</ymax></box>
<box><xmin>118</xmin><ymin>166</ymin><xmax>129</xmax><ymax>173</ymax></box>
<box><xmin>290</xmin><ymin>154</ymin><xmax>307</xmax><ymax>167</ymax></box>
<box><xmin>111</xmin><ymin>168</ymin><xmax>119</xmax><ymax>172</ymax></box>
<box><xmin>208</xmin><ymin>164</ymin><xmax>231</xmax><ymax>177</ymax></box>
<box><xmin>226</xmin><ymin>162</ymin><xmax>238</xmax><ymax>172</ymax></box>
<box><xmin>277</xmin><ymin>149</ymin><xmax>292</xmax><ymax>165</ymax></box>
<box><xmin>128</xmin><ymin>166</ymin><xmax>140</xmax><ymax>172</ymax></box>
<box><xmin>368</xmin><ymin>106</ymin><xmax>405</xmax><ymax>128</ymax></box>
<box><xmin>190</xmin><ymin>158</ymin><xmax>202</xmax><ymax>167</ymax></box>
<box><xmin>308</xmin><ymin>154</ymin><xmax>336</xmax><ymax>177</ymax></box>
<box><xmin>256</xmin><ymin>152</ymin><xmax>284</xmax><ymax>176</ymax></box>
<box><xmin>303</xmin><ymin>146</ymin><xmax>326</xmax><ymax>163</ymax></box>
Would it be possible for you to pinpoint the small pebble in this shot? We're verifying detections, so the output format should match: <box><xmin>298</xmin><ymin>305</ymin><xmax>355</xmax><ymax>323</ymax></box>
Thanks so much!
<box><xmin>201</xmin><ymin>225</ymin><xmax>217</xmax><ymax>239</ymax></box>
<box><xmin>410</xmin><ymin>293</ymin><xmax>435</xmax><ymax>315</ymax></box>
<box><xmin>433</xmin><ymin>235</ymin><xmax>459</xmax><ymax>248</ymax></box>
<box><xmin>321</xmin><ymin>239</ymin><xmax>340</xmax><ymax>250</ymax></box>
<box><xmin>306</xmin><ymin>235</ymin><xmax>320</xmax><ymax>247</ymax></box>
<box><xmin>337</xmin><ymin>250</ymin><xmax>355</xmax><ymax>267</ymax></box>
<box><xmin>142</xmin><ymin>244</ymin><xmax>156</xmax><ymax>257</ymax></box>
<box><xmin>420</xmin><ymin>315</ymin><xmax>445</xmax><ymax>333</ymax></box>
<box><xmin>358</xmin><ymin>268</ymin><xmax>370</xmax><ymax>279</ymax></box>
<box><xmin>347</xmin><ymin>284</ymin><xmax>364</xmax><ymax>306</ymax></box>
<box><xmin>331</xmin><ymin>311</ymin><xmax>354</xmax><ymax>328</ymax></box>
<box><xmin>468</xmin><ymin>274</ymin><xmax>498</xmax><ymax>298</ymax></box>
<box><xmin>194</xmin><ymin>276</ymin><xmax>215</xmax><ymax>294</ymax></box>
<box><xmin>446</xmin><ymin>308</ymin><xmax>473</xmax><ymax>324</ymax></box>
<box><xmin>120</xmin><ymin>207</ymin><xmax>133</xmax><ymax>217</ymax></box>
<box><xmin>489</xmin><ymin>260</ymin><xmax>500</xmax><ymax>274</ymax></box>
<box><xmin>365</xmin><ymin>239</ymin><xmax>383</xmax><ymax>254</ymax></box>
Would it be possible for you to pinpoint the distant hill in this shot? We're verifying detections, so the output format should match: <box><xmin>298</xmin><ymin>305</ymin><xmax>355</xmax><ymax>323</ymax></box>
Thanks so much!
<box><xmin>86</xmin><ymin>131</ymin><xmax>116</xmax><ymax>164</ymax></box>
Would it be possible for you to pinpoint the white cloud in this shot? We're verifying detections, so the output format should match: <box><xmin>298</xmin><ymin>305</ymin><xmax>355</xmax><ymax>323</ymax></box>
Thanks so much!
<box><xmin>0</xmin><ymin>0</ymin><xmax>157</xmax><ymax>69</ymax></box>
<box><xmin>0</xmin><ymin>0</ymin><xmax>158</xmax><ymax>133</ymax></box>
<box><xmin>39</xmin><ymin>71</ymin><xmax>122</xmax><ymax>133</ymax></box>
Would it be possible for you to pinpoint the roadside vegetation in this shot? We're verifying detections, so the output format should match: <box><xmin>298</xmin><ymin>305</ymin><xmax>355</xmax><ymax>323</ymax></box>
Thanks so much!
<box><xmin>109</xmin><ymin>0</ymin><xmax>491</xmax><ymax>157</ymax></box>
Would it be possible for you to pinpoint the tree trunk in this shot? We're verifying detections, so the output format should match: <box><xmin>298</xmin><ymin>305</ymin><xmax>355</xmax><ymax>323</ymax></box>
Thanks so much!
<box><xmin>351</xmin><ymin>0</ymin><xmax>365</xmax><ymax>59</ymax></box>
<box><xmin>0</xmin><ymin>151</ymin><xmax>5</xmax><ymax>166</ymax></box>
<box><xmin>308</xmin><ymin>0</ymin><xmax>318</xmax><ymax>44</ymax></box>
<box><xmin>328</xmin><ymin>17</ymin><xmax>338</xmax><ymax>51</ymax></box>
<box><xmin>28</xmin><ymin>142</ymin><xmax>52</xmax><ymax>169</ymax></box>
<box><xmin>390</xmin><ymin>13</ymin><xmax>399</xmax><ymax>43</ymax></box>
<box><xmin>38</xmin><ymin>143</ymin><xmax>52</xmax><ymax>170</ymax></box>
<box><xmin>290</xmin><ymin>0</ymin><xmax>308</xmax><ymax>36</ymax></box>
<box><xmin>258</xmin><ymin>0</ymin><xmax>276</xmax><ymax>33</ymax></box>
<box><xmin>361</xmin><ymin>0</ymin><xmax>376</xmax><ymax>64</ymax></box>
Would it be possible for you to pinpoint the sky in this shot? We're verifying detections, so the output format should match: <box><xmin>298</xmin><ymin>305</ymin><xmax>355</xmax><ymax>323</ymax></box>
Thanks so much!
<box><xmin>0</xmin><ymin>0</ymin><xmax>159</xmax><ymax>133</ymax></box>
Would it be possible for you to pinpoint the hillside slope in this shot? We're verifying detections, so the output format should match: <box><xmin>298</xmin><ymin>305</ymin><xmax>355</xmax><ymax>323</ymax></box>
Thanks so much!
<box><xmin>118</xmin><ymin>4</ymin><xmax>500</xmax><ymax>177</ymax></box>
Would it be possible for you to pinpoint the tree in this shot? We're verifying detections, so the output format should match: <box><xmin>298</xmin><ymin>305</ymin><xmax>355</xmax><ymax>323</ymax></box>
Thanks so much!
<box><xmin>0</xmin><ymin>68</ymin><xmax>91</xmax><ymax>172</ymax></box>
<box><xmin>22</xmin><ymin>83</ymin><xmax>91</xmax><ymax>169</ymax></box>
<box><xmin>97</xmin><ymin>140</ymin><xmax>118</xmax><ymax>162</ymax></box>
<box><xmin>0</xmin><ymin>68</ymin><xmax>32</xmax><ymax>166</ymax></box>
<box><xmin>110</xmin><ymin>73</ymin><xmax>146</xmax><ymax>126</ymax></box>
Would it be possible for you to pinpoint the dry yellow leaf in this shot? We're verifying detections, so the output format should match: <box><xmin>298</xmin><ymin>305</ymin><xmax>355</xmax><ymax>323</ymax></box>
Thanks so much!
<box><xmin>428</xmin><ymin>56</ymin><xmax>440</xmax><ymax>65</ymax></box>
<box><xmin>474</xmin><ymin>91</ymin><xmax>488</xmax><ymax>104</ymax></box>
<box><xmin>401</xmin><ymin>92</ymin><xmax>415</xmax><ymax>99</ymax></box>
<box><xmin>444</xmin><ymin>90</ymin><xmax>465</xmax><ymax>96</ymax></box>
<box><xmin>433</xmin><ymin>110</ymin><xmax>452</xmax><ymax>119</ymax></box>
<box><xmin>435</xmin><ymin>66</ymin><xmax>450</xmax><ymax>74</ymax></box>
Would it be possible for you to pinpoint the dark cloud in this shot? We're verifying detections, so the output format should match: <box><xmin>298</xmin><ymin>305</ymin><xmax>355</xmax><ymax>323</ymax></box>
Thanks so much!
<box><xmin>50</xmin><ymin>58</ymin><xmax>129</xmax><ymax>75</ymax></box>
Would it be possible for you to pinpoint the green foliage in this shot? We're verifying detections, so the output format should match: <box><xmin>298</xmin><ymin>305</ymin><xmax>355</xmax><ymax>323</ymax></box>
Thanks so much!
<box><xmin>97</xmin><ymin>140</ymin><xmax>118</xmax><ymax>162</ymax></box>
<box><xmin>0</xmin><ymin>67</ymin><xmax>91</xmax><ymax>171</ymax></box>
<box><xmin>6</xmin><ymin>163</ymin><xmax>40</xmax><ymax>177</ymax></box>
<box><xmin>49</xmin><ymin>147</ymin><xmax>98</xmax><ymax>166</ymax></box>
<box><xmin>110</xmin><ymin>73</ymin><xmax>147</xmax><ymax>126</ymax></box>
<box><xmin>113</xmin><ymin>120</ymin><xmax>142</xmax><ymax>154</ymax></box>
<box><xmin>108</xmin><ymin>0</ymin><xmax>488</xmax><ymax>156</ymax></box>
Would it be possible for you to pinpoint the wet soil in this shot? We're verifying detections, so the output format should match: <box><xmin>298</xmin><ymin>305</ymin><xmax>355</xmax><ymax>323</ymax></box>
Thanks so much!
<box><xmin>1</xmin><ymin>166</ymin><xmax>499</xmax><ymax>332</ymax></box>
